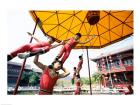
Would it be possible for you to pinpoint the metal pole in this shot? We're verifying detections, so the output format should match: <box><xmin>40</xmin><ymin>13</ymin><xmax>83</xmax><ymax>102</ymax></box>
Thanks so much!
<box><xmin>105</xmin><ymin>56</ymin><xmax>113</xmax><ymax>88</ymax></box>
<box><xmin>86</xmin><ymin>48</ymin><xmax>92</xmax><ymax>95</ymax></box>
<box><xmin>13</xmin><ymin>19</ymin><xmax>39</xmax><ymax>95</ymax></box>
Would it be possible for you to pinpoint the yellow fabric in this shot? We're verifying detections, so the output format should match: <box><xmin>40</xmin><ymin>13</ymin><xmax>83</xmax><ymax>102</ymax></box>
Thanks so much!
<box><xmin>30</xmin><ymin>10</ymin><xmax>133</xmax><ymax>49</ymax></box>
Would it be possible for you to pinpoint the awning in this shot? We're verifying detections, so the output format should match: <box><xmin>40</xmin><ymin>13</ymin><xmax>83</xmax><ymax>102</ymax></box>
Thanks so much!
<box><xmin>30</xmin><ymin>10</ymin><xmax>133</xmax><ymax>49</ymax></box>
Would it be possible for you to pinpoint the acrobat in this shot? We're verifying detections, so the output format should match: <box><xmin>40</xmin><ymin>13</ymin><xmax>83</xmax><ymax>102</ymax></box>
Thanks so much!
<box><xmin>71</xmin><ymin>55</ymin><xmax>83</xmax><ymax>84</ymax></box>
<box><xmin>76</xmin><ymin>55</ymin><xmax>83</xmax><ymax>78</ymax></box>
<box><xmin>7</xmin><ymin>32</ymin><xmax>63</xmax><ymax>61</ymax></box>
<box><xmin>34</xmin><ymin>55</ymin><xmax>70</xmax><ymax>95</ymax></box>
<box><xmin>55</xmin><ymin>33</ymin><xmax>94</xmax><ymax>64</ymax></box>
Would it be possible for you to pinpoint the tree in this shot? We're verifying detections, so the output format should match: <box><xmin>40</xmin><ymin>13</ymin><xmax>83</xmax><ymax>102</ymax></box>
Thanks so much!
<box><xmin>20</xmin><ymin>71</ymin><xmax>40</xmax><ymax>86</ymax></box>
<box><xmin>28</xmin><ymin>71</ymin><xmax>40</xmax><ymax>86</ymax></box>
<box><xmin>81</xmin><ymin>77</ymin><xmax>90</xmax><ymax>85</ymax></box>
<box><xmin>20</xmin><ymin>72</ymin><xmax>29</xmax><ymax>86</ymax></box>
<box><xmin>92</xmin><ymin>72</ymin><xmax>102</xmax><ymax>83</ymax></box>
<box><xmin>92</xmin><ymin>72</ymin><xmax>103</xmax><ymax>90</ymax></box>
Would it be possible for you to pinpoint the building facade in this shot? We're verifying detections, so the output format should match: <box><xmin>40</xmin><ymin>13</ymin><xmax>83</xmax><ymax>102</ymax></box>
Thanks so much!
<box><xmin>8</xmin><ymin>61</ymin><xmax>41</xmax><ymax>87</ymax></box>
<box><xmin>91</xmin><ymin>46</ymin><xmax>133</xmax><ymax>89</ymax></box>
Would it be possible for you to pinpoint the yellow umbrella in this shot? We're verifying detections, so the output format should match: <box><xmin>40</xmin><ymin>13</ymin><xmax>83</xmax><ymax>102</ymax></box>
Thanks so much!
<box><xmin>30</xmin><ymin>10</ymin><xmax>133</xmax><ymax>49</ymax></box>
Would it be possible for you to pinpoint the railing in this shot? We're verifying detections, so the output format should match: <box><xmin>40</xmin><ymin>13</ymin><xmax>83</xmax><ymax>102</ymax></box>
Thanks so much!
<box><xmin>7</xmin><ymin>86</ymin><xmax>128</xmax><ymax>95</ymax></box>
<box><xmin>8</xmin><ymin>86</ymin><xmax>40</xmax><ymax>92</ymax></box>
<box><xmin>99</xmin><ymin>65</ymin><xmax>133</xmax><ymax>74</ymax></box>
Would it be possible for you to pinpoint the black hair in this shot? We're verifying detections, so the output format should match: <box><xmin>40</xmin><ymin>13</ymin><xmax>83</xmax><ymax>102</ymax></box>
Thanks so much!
<box><xmin>76</xmin><ymin>74</ymin><xmax>80</xmax><ymax>79</ymax></box>
<box><xmin>79</xmin><ymin>56</ymin><xmax>82</xmax><ymax>59</ymax></box>
<box><xmin>48</xmin><ymin>60</ymin><xmax>63</xmax><ymax>69</ymax></box>
<box><xmin>52</xmin><ymin>60</ymin><xmax>62</xmax><ymax>65</ymax></box>
<box><xmin>76</xmin><ymin>33</ymin><xmax>81</xmax><ymax>38</ymax></box>
<box><xmin>48</xmin><ymin>65</ymin><xmax>54</xmax><ymax>69</ymax></box>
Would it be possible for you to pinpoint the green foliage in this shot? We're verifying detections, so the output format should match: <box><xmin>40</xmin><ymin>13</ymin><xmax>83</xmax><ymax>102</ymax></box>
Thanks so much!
<box><xmin>92</xmin><ymin>72</ymin><xmax>103</xmax><ymax>84</ymax></box>
<box><xmin>20</xmin><ymin>72</ymin><xmax>29</xmax><ymax>86</ymax></box>
<box><xmin>28</xmin><ymin>71</ymin><xmax>40</xmax><ymax>86</ymax></box>
<box><xmin>80</xmin><ymin>72</ymin><xmax>103</xmax><ymax>85</ymax></box>
<box><xmin>20</xmin><ymin>70</ymin><xmax>40</xmax><ymax>86</ymax></box>
<box><xmin>81</xmin><ymin>77</ymin><xmax>89</xmax><ymax>85</ymax></box>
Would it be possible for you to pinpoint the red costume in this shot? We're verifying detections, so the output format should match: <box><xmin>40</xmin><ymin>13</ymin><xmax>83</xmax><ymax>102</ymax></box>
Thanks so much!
<box><xmin>39</xmin><ymin>68</ymin><xmax>58</xmax><ymax>95</ymax></box>
<box><xmin>77</xmin><ymin>59</ymin><xmax>83</xmax><ymax>72</ymax></box>
<box><xmin>57</xmin><ymin>38</ymin><xmax>78</xmax><ymax>63</ymax></box>
<box><xmin>10</xmin><ymin>41</ymin><xmax>51</xmax><ymax>58</ymax></box>
<box><xmin>74</xmin><ymin>81</ymin><xmax>81</xmax><ymax>95</ymax></box>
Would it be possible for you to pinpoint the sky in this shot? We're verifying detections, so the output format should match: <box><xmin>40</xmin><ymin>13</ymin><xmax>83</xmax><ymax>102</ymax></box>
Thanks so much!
<box><xmin>7</xmin><ymin>10</ymin><xmax>133</xmax><ymax>77</ymax></box>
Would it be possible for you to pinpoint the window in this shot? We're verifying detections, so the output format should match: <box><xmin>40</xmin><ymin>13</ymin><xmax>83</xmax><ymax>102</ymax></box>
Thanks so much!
<box><xmin>113</xmin><ymin>60</ymin><xmax>120</xmax><ymax>69</ymax></box>
<box><xmin>124</xmin><ymin>58</ymin><xmax>133</xmax><ymax>66</ymax></box>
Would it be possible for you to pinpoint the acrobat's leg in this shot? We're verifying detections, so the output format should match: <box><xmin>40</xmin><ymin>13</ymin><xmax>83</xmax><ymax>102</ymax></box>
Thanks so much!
<box><xmin>61</xmin><ymin>47</ymin><xmax>71</xmax><ymax>64</ymax></box>
<box><xmin>76</xmin><ymin>67</ymin><xmax>82</xmax><ymax>77</ymax></box>
<box><xmin>18</xmin><ymin>46</ymin><xmax>50</xmax><ymax>59</ymax></box>
<box><xmin>55</xmin><ymin>46</ymin><xmax>66</xmax><ymax>60</ymax></box>
<box><xmin>8</xmin><ymin>44</ymin><xmax>31</xmax><ymax>61</ymax></box>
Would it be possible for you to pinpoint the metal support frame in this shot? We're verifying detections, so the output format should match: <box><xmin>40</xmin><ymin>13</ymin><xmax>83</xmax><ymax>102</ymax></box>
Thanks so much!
<box><xmin>13</xmin><ymin>19</ymin><xmax>39</xmax><ymax>95</ymax></box>
<box><xmin>86</xmin><ymin>48</ymin><xmax>92</xmax><ymax>95</ymax></box>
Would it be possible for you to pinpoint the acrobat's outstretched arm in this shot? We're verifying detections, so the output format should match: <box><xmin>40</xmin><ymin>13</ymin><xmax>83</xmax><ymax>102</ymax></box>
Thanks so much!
<box><xmin>61</xmin><ymin>38</ymin><xmax>71</xmax><ymax>44</ymax></box>
<box><xmin>51</xmin><ymin>41</ymin><xmax>64</xmax><ymax>49</ymax></box>
<box><xmin>78</xmin><ymin>35</ymin><xmax>95</xmax><ymax>44</ymax></box>
<box><xmin>34</xmin><ymin>55</ymin><xmax>47</xmax><ymax>71</ymax></box>
<box><xmin>58</xmin><ymin>67</ymin><xmax>70</xmax><ymax>78</ymax></box>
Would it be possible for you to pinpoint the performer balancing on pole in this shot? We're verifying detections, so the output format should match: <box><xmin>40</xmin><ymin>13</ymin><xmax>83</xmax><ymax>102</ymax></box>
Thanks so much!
<box><xmin>7</xmin><ymin>32</ymin><xmax>63</xmax><ymax>61</ymax></box>
<box><xmin>76</xmin><ymin>54</ymin><xmax>83</xmax><ymax>78</ymax></box>
<box><xmin>34</xmin><ymin>55</ymin><xmax>70</xmax><ymax>95</ymax></box>
<box><xmin>55</xmin><ymin>33</ymin><xmax>95</xmax><ymax>64</ymax></box>
<box><xmin>71</xmin><ymin>55</ymin><xmax>83</xmax><ymax>85</ymax></box>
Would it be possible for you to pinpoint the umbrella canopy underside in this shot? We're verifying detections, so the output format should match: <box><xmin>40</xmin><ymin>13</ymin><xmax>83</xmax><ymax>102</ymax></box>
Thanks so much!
<box><xmin>30</xmin><ymin>10</ymin><xmax>133</xmax><ymax>49</ymax></box>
